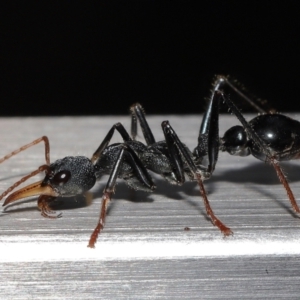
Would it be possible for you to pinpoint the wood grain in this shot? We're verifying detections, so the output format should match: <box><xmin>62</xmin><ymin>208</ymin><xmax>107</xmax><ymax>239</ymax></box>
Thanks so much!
<box><xmin>0</xmin><ymin>115</ymin><xmax>300</xmax><ymax>299</ymax></box>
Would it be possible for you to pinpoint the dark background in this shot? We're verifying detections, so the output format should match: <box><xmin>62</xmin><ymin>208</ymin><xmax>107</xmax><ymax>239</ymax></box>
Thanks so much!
<box><xmin>1</xmin><ymin>1</ymin><xmax>300</xmax><ymax>116</ymax></box>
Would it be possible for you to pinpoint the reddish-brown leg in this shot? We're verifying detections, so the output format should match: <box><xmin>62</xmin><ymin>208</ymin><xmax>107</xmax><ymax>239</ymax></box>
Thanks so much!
<box><xmin>196</xmin><ymin>173</ymin><xmax>233</xmax><ymax>236</ymax></box>
<box><xmin>38</xmin><ymin>195</ymin><xmax>62</xmax><ymax>219</ymax></box>
<box><xmin>88</xmin><ymin>190</ymin><xmax>113</xmax><ymax>248</ymax></box>
<box><xmin>88</xmin><ymin>148</ymin><xmax>125</xmax><ymax>248</ymax></box>
<box><xmin>271</xmin><ymin>158</ymin><xmax>300</xmax><ymax>213</ymax></box>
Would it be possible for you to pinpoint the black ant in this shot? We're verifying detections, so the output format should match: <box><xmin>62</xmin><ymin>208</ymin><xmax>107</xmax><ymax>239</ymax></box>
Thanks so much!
<box><xmin>0</xmin><ymin>85</ymin><xmax>231</xmax><ymax>248</ymax></box>
<box><xmin>1</xmin><ymin>75</ymin><xmax>299</xmax><ymax>248</ymax></box>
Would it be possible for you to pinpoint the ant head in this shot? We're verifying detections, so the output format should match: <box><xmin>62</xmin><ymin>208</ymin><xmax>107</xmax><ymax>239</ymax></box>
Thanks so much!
<box><xmin>3</xmin><ymin>156</ymin><xmax>96</xmax><ymax>207</ymax></box>
<box><xmin>43</xmin><ymin>156</ymin><xmax>96</xmax><ymax>196</ymax></box>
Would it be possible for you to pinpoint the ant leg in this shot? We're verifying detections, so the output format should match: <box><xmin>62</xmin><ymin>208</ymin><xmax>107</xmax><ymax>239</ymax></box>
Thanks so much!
<box><xmin>88</xmin><ymin>148</ymin><xmax>125</xmax><ymax>248</ymax></box>
<box><xmin>0</xmin><ymin>136</ymin><xmax>50</xmax><ymax>166</ymax></box>
<box><xmin>272</xmin><ymin>159</ymin><xmax>300</xmax><ymax>213</ymax></box>
<box><xmin>162</xmin><ymin>121</ymin><xmax>185</xmax><ymax>184</ymax></box>
<box><xmin>161</xmin><ymin>121</ymin><xmax>232</xmax><ymax>236</ymax></box>
<box><xmin>196</xmin><ymin>88</ymin><xmax>224</xmax><ymax>174</ymax></box>
<box><xmin>91</xmin><ymin>123</ymin><xmax>132</xmax><ymax>163</ymax></box>
<box><xmin>123</xmin><ymin>144</ymin><xmax>156</xmax><ymax>191</ymax></box>
<box><xmin>213</xmin><ymin>75</ymin><xmax>270</xmax><ymax>114</ymax></box>
<box><xmin>38</xmin><ymin>195</ymin><xmax>62</xmax><ymax>218</ymax></box>
<box><xmin>130</xmin><ymin>103</ymin><xmax>156</xmax><ymax>145</ymax></box>
<box><xmin>88</xmin><ymin>145</ymin><xmax>155</xmax><ymax>248</ymax></box>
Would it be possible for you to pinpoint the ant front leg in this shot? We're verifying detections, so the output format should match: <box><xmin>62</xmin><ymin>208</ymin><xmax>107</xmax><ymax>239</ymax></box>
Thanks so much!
<box><xmin>88</xmin><ymin>148</ymin><xmax>125</xmax><ymax>248</ymax></box>
<box><xmin>91</xmin><ymin>123</ymin><xmax>132</xmax><ymax>163</ymax></box>
<box><xmin>88</xmin><ymin>145</ymin><xmax>155</xmax><ymax>248</ymax></box>
<box><xmin>92</xmin><ymin>103</ymin><xmax>157</xmax><ymax>166</ymax></box>
<box><xmin>38</xmin><ymin>195</ymin><xmax>62</xmax><ymax>219</ymax></box>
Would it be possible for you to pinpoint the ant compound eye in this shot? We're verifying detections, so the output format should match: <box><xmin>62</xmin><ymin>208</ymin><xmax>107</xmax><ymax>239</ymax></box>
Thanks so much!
<box><xmin>52</xmin><ymin>170</ymin><xmax>71</xmax><ymax>186</ymax></box>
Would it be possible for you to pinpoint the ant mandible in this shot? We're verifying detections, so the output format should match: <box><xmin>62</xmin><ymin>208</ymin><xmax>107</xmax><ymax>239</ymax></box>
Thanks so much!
<box><xmin>1</xmin><ymin>75</ymin><xmax>299</xmax><ymax>248</ymax></box>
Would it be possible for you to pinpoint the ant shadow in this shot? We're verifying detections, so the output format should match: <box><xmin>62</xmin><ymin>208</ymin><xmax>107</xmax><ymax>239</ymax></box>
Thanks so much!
<box><xmin>214</xmin><ymin>161</ymin><xmax>300</xmax><ymax>185</ymax></box>
<box><xmin>2</xmin><ymin>161</ymin><xmax>300</xmax><ymax>219</ymax></box>
<box><xmin>94</xmin><ymin>161</ymin><xmax>300</xmax><ymax>219</ymax></box>
<box><xmin>211</xmin><ymin>161</ymin><xmax>300</xmax><ymax>216</ymax></box>
<box><xmin>0</xmin><ymin>175</ymin><xmax>206</xmax><ymax>219</ymax></box>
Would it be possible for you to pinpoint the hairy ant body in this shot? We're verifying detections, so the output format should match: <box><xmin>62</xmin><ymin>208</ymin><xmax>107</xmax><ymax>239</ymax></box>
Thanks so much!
<box><xmin>1</xmin><ymin>76</ymin><xmax>299</xmax><ymax>248</ymax></box>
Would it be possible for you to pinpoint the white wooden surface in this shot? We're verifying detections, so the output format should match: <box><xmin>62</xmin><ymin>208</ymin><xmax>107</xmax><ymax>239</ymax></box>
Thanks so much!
<box><xmin>1</xmin><ymin>115</ymin><xmax>300</xmax><ymax>299</ymax></box>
